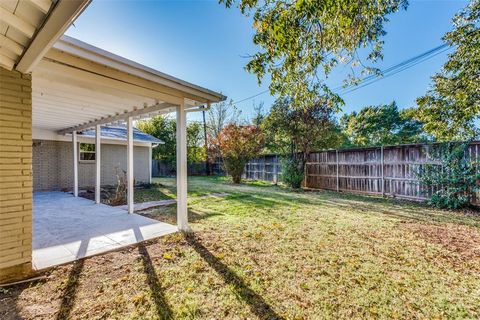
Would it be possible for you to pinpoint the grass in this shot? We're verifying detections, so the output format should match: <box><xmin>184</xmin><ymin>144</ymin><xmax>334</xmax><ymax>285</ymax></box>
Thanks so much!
<box><xmin>1</xmin><ymin>176</ymin><xmax>480</xmax><ymax>319</ymax></box>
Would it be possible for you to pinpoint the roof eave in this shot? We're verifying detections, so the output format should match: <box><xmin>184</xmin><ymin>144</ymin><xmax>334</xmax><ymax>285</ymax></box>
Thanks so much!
<box><xmin>56</xmin><ymin>35</ymin><xmax>226</xmax><ymax>103</ymax></box>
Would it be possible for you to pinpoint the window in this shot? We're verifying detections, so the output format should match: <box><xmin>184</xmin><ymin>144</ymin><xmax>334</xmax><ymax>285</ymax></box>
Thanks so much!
<box><xmin>79</xmin><ymin>143</ymin><xmax>95</xmax><ymax>162</ymax></box>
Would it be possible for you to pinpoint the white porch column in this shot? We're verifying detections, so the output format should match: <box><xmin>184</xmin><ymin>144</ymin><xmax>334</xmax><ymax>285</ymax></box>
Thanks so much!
<box><xmin>72</xmin><ymin>131</ymin><xmax>78</xmax><ymax>197</ymax></box>
<box><xmin>149</xmin><ymin>144</ymin><xmax>152</xmax><ymax>184</ymax></box>
<box><xmin>95</xmin><ymin>124</ymin><xmax>101</xmax><ymax>204</ymax></box>
<box><xmin>176</xmin><ymin>101</ymin><xmax>189</xmax><ymax>232</ymax></box>
<box><xmin>127</xmin><ymin>117</ymin><xmax>134</xmax><ymax>214</ymax></box>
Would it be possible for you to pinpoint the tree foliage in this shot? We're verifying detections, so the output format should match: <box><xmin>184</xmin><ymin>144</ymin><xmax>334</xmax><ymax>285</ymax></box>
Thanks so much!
<box><xmin>262</xmin><ymin>98</ymin><xmax>343</xmax><ymax>159</ymax></box>
<box><xmin>417</xmin><ymin>142</ymin><xmax>480</xmax><ymax>209</ymax></box>
<box><xmin>136</xmin><ymin>115</ymin><xmax>176</xmax><ymax>164</ymax></box>
<box><xmin>214</xmin><ymin>124</ymin><xmax>264</xmax><ymax>183</ymax></box>
<box><xmin>340</xmin><ymin>102</ymin><xmax>428</xmax><ymax>147</ymax></box>
<box><xmin>415</xmin><ymin>0</ymin><xmax>480</xmax><ymax>141</ymax></box>
<box><xmin>221</xmin><ymin>0</ymin><xmax>408</xmax><ymax>110</ymax></box>
<box><xmin>136</xmin><ymin>115</ymin><xmax>206</xmax><ymax>166</ymax></box>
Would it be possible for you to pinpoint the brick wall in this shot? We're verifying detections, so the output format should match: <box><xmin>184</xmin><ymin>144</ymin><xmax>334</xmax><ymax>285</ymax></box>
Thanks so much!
<box><xmin>33</xmin><ymin>140</ymin><xmax>151</xmax><ymax>191</ymax></box>
<box><xmin>0</xmin><ymin>68</ymin><xmax>33</xmax><ymax>283</ymax></box>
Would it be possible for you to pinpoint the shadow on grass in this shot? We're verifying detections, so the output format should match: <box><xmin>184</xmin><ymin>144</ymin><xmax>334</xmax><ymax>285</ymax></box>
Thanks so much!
<box><xmin>138</xmin><ymin>244</ymin><xmax>173</xmax><ymax>320</ymax></box>
<box><xmin>186</xmin><ymin>233</ymin><xmax>284</xmax><ymax>320</ymax></box>
<box><xmin>135</xmin><ymin>186</ymin><xmax>176</xmax><ymax>203</ymax></box>
<box><xmin>56</xmin><ymin>259</ymin><xmax>84</xmax><ymax>320</ymax></box>
<box><xmin>142</xmin><ymin>207</ymin><xmax>223</xmax><ymax>225</ymax></box>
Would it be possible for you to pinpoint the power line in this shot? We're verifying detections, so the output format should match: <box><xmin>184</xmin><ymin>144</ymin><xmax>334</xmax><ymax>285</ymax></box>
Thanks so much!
<box><xmin>230</xmin><ymin>42</ymin><xmax>451</xmax><ymax>104</ymax></box>
<box><xmin>232</xmin><ymin>89</ymin><xmax>270</xmax><ymax>104</ymax></box>
<box><xmin>337</xmin><ymin>44</ymin><xmax>451</xmax><ymax>95</ymax></box>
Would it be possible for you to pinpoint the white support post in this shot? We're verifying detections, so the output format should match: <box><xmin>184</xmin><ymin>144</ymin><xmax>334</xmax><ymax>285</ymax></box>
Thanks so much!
<box><xmin>95</xmin><ymin>125</ymin><xmax>101</xmax><ymax>204</ymax></box>
<box><xmin>127</xmin><ymin>117</ymin><xmax>134</xmax><ymax>214</ymax></box>
<box><xmin>149</xmin><ymin>144</ymin><xmax>152</xmax><ymax>184</ymax></box>
<box><xmin>72</xmin><ymin>131</ymin><xmax>78</xmax><ymax>197</ymax></box>
<box><xmin>176</xmin><ymin>101</ymin><xmax>190</xmax><ymax>232</ymax></box>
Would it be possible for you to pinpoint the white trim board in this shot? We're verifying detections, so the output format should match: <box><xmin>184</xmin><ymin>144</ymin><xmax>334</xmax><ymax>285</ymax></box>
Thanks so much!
<box><xmin>33</xmin><ymin>128</ymin><xmax>153</xmax><ymax>147</ymax></box>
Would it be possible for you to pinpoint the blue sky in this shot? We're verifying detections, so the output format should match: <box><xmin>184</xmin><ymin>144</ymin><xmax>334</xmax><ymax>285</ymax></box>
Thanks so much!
<box><xmin>66</xmin><ymin>0</ymin><xmax>468</xmax><ymax>122</ymax></box>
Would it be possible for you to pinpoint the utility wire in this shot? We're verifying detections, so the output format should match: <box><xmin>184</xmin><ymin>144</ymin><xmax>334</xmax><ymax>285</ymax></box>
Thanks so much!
<box><xmin>337</xmin><ymin>44</ymin><xmax>451</xmax><ymax>95</ymax></box>
<box><xmin>230</xmin><ymin>42</ymin><xmax>451</xmax><ymax>104</ymax></box>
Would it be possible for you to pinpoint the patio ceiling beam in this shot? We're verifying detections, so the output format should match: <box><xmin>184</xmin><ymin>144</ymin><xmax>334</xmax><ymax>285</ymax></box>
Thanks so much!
<box><xmin>0</xmin><ymin>6</ymin><xmax>36</xmax><ymax>38</ymax></box>
<box><xmin>28</xmin><ymin>0</ymin><xmax>53</xmax><ymax>14</ymax></box>
<box><xmin>0</xmin><ymin>34</ymin><xmax>24</xmax><ymax>56</ymax></box>
<box><xmin>57</xmin><ymin>102</ymin><xmax>176</xmax><ymax>135</ymax></box>
<box><xmin>16</xmin><ymin>0</ymin><xmax>91</xmax><ymax>73</ymax></box>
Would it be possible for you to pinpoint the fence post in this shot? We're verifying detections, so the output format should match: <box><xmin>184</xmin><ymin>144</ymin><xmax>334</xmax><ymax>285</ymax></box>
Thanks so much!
<box><xmin>336</xmin><ymin>150</ymin><xmax>339</xmax><ymax>192</ymax></box>
<box><xmin>381</xmin><ymin>146</ymin><xmax>385</xmax><ymax>197</ymax></box>
<box><xmin>274</xmin><ymin>155</ymin><xmax>278</xmax><ymax>184</ymax></box>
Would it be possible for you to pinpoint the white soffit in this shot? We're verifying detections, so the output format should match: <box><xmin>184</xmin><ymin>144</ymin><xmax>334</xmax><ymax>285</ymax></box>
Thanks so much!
<box><xmin>0</xmin><ymin>0</ymin><xmax>50</xmax><ymax>70</ymax></box>
<box><xmin>0</xmin><ymin>0</ymin><xmax>91</xmax><ymax>72</ymax></box>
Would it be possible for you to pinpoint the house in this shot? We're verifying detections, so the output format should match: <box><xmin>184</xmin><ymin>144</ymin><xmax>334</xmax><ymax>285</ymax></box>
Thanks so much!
<box><xmin>0</xmin><ymin>0</ymin><xmax>226</xmax><ymax>283</ymax></box>
<box><xmin>33</xmin><ymin>125</ymin><xmax>162</xmax><ymax>191</ymax></box>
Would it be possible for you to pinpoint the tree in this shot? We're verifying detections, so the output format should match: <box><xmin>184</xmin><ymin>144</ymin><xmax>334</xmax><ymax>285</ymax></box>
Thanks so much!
<box><xmin>187</xmin><ymin>121</ymin><xmax>206</xmax><ymax>163</ymax></box>
<box><xmin>340</xmin><ymin>102</ymin><xmax>428</xmax><ymax>147</ymax></box>
<box><xmin>206</xmin><ymin>100</ymin><xmax>241</xmax><ymax>164</ymax></box>
<box><xmin>262</xmin><ymin>98</ymin><xmax>343</xmax><ymax>160</ymax></box>
<box><xmin>251</xmin><ymin>101</ymin><xmax>266</xmax><ymax>127</ymax></box>
<box><xmin>221</xmin><ymin>0</ymin><xmax>408</xmax><ymax>110</ymax></box>
<box><xmin>214</xmin><ymin>124</ymin><xmax>264</xmax><ymax>183</ymax></box>
<box><xmin>137</xmin><ymin>116</ymin><xmax>207</xmax><ymax>166</ymax></box>
<box><xmin>416</xmin><ymin>142</ymin><xmax>480</xmax><ymax>209</ymax></box>
<box><xmin>415</xmin><ymin>0</ymin><xmax>480</xmax><ymax>141</ymax></box>
<box><xmin>207</xmin><ymin>100</ymin><xmax>241</xmax><ymax>139</ymax></box>
<box><xmin>136</xmin><ymin>115</ymin><xmax>176</xmax><ymax>165</ymax></box>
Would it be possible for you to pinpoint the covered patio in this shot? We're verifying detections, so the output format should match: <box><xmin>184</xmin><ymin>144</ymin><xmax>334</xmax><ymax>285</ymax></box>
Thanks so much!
<box><xmin>28</xmin><ymin>37</ymin><xmax>225</xmax><ymax>268</ymax></box>
<box><xmin>0</xmin><ymin>0</ymin><xmax>226</xmax><ymax>283</ymax></box>
<box><xmin>32</xmin><ymin>192</ymin><xmax>177</xmax><ymax>270</ymax></box>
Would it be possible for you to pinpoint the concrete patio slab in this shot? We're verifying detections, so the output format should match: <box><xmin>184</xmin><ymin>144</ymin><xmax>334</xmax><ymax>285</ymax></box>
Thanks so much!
<box><xmin>32</xmin><ymin>192</ymin><xmax>178</xmax><ymax>270</ymax></box>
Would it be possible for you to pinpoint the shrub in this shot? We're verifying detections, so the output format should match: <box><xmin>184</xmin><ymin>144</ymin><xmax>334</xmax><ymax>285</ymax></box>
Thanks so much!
<box><xmin>281</xmin><ymin>156</ymin><xmax>304</xmax><ymax>188</ymax></box>
<box><xmin>214</xmin><ymin>124</ymin><xmax>264</xmax><ymax>184</ymax></box>
<box><xmin>417</xmin><ymin>142</ymin><xmax>480</xmax><ymax>209</ymax></box>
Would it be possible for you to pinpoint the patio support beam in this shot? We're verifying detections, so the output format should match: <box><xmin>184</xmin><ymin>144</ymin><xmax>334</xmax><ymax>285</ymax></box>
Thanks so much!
<box><xmin>176</xmin><ymin>100</ymin><xmax>190</xmax><ymax>232</ymax></box>
<box><xmin>57</xmin><ymin>102</ymin><xmax>175</xmax><ymax>135</ymax></box>
<box><xmin>127</xmin><ymin>117</ymin><xmax>134</xmax><ymax>214</ymax></box>
<box><xmin>95</xmin><ymin>124</ymin><xmax>101</xmax><ymax>204</ymax></box>
<box><xmin>72</xmin><ymin>131</ymin><xmax>78</xmax><ymax>197</ymax></box>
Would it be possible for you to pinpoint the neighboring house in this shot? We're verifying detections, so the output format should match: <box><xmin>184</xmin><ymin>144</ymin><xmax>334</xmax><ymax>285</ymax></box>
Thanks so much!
<box><xmin>0</xmin><ymin>0</ymin><xmax>226</xmax><ymax>283</ymax></box>
<box><xmin>32</xmin><ymin>126</ymin><xmax>162</xmax><ymax>191</ymax></box>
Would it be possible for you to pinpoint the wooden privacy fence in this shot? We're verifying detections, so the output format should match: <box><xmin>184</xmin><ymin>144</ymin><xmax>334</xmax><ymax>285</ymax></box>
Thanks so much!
<box><xmin>244</xmin><ymin>154</ymin><xmax>281</xmax><ymax>183</ymax></box>
<box><xmin>305</xmin><ymin>141</ymin><xmax>480</xmax><ymax>204</ymax></box>
<box><xmin>152</xmin><ymin>160</ymin><xmax>209</xmax><ymax>176</ymax></box>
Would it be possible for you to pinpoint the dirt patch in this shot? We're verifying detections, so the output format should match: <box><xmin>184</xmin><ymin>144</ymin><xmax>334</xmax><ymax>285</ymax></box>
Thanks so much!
<box><xmin>406</xmin><ymin>222</ymin><xmax>480</xmax><ymax>271</ymax></box>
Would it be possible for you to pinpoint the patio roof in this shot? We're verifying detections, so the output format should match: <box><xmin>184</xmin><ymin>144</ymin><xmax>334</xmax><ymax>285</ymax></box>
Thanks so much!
<box><xmin>32</xmin><ymin>35</ymin><xmax>226</xmax><ymax>134</ymax></box>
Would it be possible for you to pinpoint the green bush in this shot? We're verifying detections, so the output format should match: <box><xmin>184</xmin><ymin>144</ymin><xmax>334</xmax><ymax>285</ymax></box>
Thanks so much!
<box><xmin>417</xmin><ymin>142</ymin><xmax>480</xmax><ymax>210</ymax></box>
<box><xmin>281</xmin><ymin>156</ymin><xmax>304</xmax><ymax>188</ymax></box>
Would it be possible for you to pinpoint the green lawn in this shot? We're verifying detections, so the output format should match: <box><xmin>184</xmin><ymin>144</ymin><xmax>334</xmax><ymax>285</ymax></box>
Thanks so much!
<box><xmin>2</xmin><ymin>176</ymin><xmax>480</xmax><ymax>319</ymax></box>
